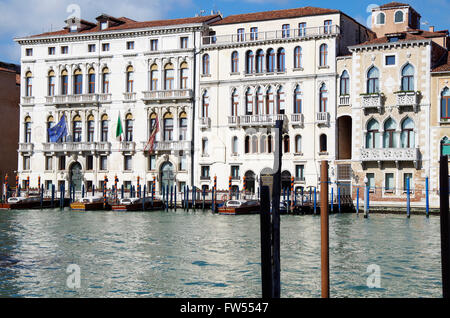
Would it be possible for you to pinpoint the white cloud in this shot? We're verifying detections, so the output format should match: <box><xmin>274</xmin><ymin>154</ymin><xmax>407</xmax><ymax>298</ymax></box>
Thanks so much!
<box><xmin>0</xmin><ymin>0</ymin><xmax>194</xmax><ymax>38</ymax></box>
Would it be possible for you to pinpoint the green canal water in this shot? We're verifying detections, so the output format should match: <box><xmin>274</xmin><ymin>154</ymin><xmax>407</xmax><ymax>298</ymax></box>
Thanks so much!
<box><xmin>0</xmin><ymin>209</ymin><xmax>443</xmax><ymax>298</ymax></box>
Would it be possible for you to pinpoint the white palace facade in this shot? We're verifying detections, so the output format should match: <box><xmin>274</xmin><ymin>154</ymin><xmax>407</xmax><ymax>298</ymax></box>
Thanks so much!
<box><xmin>15</xmin><ymin>4</ymin><xmax>450</xmax><ymax>207</ymax></box>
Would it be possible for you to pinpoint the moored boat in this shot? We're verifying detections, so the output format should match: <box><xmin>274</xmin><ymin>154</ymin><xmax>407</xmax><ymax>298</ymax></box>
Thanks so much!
<box><xmin>218</xmin><ymin>200</ymin><xmax>260</xmax><ymax>215</ymax></box>
<box><xmin>111</xmin><ymin>197</ymin><xmax>164</xmax><ymax>211</ymax></box>
<box><xmin>0</xmin><ymin>196</ymin><xmax>41</xmax><ymax>210</ymax></box>
<box><xmin>70</xmin><ymin>196</ymin><xmax>108</xmax><ymax>211</ymax></box>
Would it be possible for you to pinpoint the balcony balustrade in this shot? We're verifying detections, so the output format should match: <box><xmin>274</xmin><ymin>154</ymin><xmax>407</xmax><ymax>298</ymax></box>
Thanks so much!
<box><xmin>18</xmin><ymin>143</ymin><xmax>34</xmax><ymax>154</ymax></box>
<box><xmin>22</xmin><ymin>96</ymin><xmax>35</xmax><ymax>106</ymax></box>
<box><xmin>239</xmin><ymin>114</ymin><xmax>286</xmax><ymax>127</ymax></box>
<box><xmin>360</xmin><ymin>147</ymin><xmax>420</xmax><ymax>169</ymax></box>
<box><xmin>142</xmin><ymin>89</ymin><xmax>193</xmax><ymax>103</ymax></box>
<box><xmin>42</xmin><ymin>142</ymin><xmax>111</xmax><ymax>154</ymax></box>
<box><xmin>361</xmin><ymin>93</ymin><xmax>384</xmax><ymax>113</ymax></box>
<box><xmin>199</xmin><ymin>117</ymin><xmax>211</xmax><ymax>129</ymax></box>
<box><xmin>291</xmin><ymin>113</ymin><xmax>304</xmax><ymax>126</ymax></box>
<box><xmin>339</xmin><ymin>95</ymin><xmax>350</xmax><ymax>106</ymax></box>
<box><xmin>228</xmin><ymin>116</ymin><xmax>240</xmax><ymax>128</ymax></box>
<box><xmin>395</xmin><ymin>91</ymin><xmax>419</xmax><ymax>112</ymax></box>
<box><xmin>316</xmin><ymin>112</ymin><xmax>330</xmax><ymax>125</ymax></box>
<box><xmin>123</xmin><ymin>92</ymin><xmax>137</xmax><ymax>102</ymax></box>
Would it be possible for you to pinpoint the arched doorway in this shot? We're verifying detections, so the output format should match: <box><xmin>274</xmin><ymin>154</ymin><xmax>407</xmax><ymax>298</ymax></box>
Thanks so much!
<box><xmin>160</xmin><ymin>162</ymin><xmax>175</xmax><ymax>191</ymax></box>
<box><xmin>281</xmin><ymin>171</ymin><xmax>291</xmax><ymax>192</ymax></box>
<box><xmin>70</xmin><ymin>162</ymin><xmax>83</xmax><ymax>191</ymax></box>
<box><xmin>337</xmin><ymin>116</ymin><xmax>352</xmax><ymax>160</ymax></box>
<box><xmin>244</xmin><ymin>171</ymin><xmax>256</xmax><ymax>194</ymax></box>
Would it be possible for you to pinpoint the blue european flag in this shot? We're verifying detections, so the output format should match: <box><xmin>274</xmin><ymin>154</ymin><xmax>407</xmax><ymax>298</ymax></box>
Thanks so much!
<box><xmin>48</xmin><ymin>115</ymin><xmax>68</xmax><ymax>143</ymax></box>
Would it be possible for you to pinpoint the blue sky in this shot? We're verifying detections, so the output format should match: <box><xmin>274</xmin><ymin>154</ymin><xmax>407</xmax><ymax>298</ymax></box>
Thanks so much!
<box><xmin>0</xmin><ymin>0</ymin><xmax>448</xmax><ymax>64</ymax></box>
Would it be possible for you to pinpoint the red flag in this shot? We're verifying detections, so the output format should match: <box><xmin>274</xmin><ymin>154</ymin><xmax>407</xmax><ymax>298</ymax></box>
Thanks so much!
<box><xmin>145</xmin><ymin>115</ymin><xmax>159</xmax><ymax>154</ymax></box>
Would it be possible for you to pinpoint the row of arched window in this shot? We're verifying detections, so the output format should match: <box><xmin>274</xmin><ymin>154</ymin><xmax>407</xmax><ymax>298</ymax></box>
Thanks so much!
<box><xmin>365</xmin><ymin>117</ymin><xmax>415</xmax><ymax>149</ymax></box>
<box><xmin>365</xmin><ymin>63</ymin><xmax>415</xmax><ymax>94</ymax></box>
<box><xmin>24</xmin><ymin>62</ymin><xmax>190</xmax><ymax>97</ymax></box>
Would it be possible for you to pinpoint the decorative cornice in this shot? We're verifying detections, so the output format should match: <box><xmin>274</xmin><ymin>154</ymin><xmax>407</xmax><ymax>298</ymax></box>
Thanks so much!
<box><xmin>349</xmin><ymin>39</ymin><xmax>430</xmax><ymax>53</ymax></box>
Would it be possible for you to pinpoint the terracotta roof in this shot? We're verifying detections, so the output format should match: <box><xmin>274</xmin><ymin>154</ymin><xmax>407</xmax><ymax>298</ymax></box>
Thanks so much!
<box><xmin>355</xmin><ymin>31</ymin><xmax>430</xmax><ymax>46</ymax></box>
<box><xmin>25</xmin><ymin>14</ymin><xmax>221</xmax><ymax>39</ymax></box>
<box><xmin>379</xmin><ymin>2</ymin><xmax>410</xmax><ymax>9</ymax></box>
<box><xmin>0</xmin><ymin>67</ymin><xmax>16</xmax><ymax>74</ymax></box>
<box><xmin>211</xmin><ymin>6</ymin><xmax>340</xmax><ymax>25</ymax></box>
<box><xmin>432</xmin><ymin>52</ymin><xmax>450</xmax><ymax>72</ymax></box>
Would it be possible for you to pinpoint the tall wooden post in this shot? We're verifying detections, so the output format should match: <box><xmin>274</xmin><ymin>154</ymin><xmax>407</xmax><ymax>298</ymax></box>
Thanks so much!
<box><xmin>440</xmin><ymin>156</ymin><xmax>449</xmax><ymax>298</ymax></box>
<box><xmin>260</xmin><ymin>186</ymin><xmax>272</xmax><ymax>298</ymax></box>
<box><xmin>320</xmin><ymin>160</ymin><xmax>330</xmax><ymax>298</ymax></box>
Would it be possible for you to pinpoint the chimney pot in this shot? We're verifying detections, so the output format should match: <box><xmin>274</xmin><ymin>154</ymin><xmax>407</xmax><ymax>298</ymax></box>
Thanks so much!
<box><xmin>429</xmin><ymin>26</ymin><xmax>435</xmax><ymax>32</ymax></box>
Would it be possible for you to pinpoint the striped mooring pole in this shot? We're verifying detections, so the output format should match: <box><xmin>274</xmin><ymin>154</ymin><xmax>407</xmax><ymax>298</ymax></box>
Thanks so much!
<box><xmin>243</xmin><ymin>176</ymin><xmax>246</xmax><ymax>196</ymax></box>
<box><xmin>27</xmin><ymin>176</ymin><xmax>30</xmax><ymax>197</ymax></box>
<box><xmin>213</xmin><ymin>176</ymin><xmax>217</xmax><ymax>212</ymax></box>
<box><xmin>291</xmin><ymin>177</ymin><xmax>295</xmax><ymax>213</ymax></box>
<box><xmin>137</xmin><ymin>176</ymin><xmax>141</xmax><ymax>198</ymax></box>
<box><xmin>38</xmin><ymin>176</ymin><xmax>41</xmax><ymax>196</ymax></box>
<box><xmin>115</xmin><ymin>175</ymin><xmax>119</xmax><ymax>203</ymax></box>
<box><xmin>103</xmin><ymin>175</ymin><xmax>107</xmax><ymax>209</ymax></box>
<box><xmin>229</xmin><ymin>176</ymin><xmax>232</xmax><ymax>200</ymax></box>
<box><xmin>15</xmin><ymin>175</ymin><xmax>19</xmax><ymax>197</ymax></box>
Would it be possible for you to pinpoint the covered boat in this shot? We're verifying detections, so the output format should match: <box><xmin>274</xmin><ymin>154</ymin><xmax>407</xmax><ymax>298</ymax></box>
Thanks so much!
<box><xmin>218</xmin><ymin>200</ymin><xmax>260</xmax><ymax>215</ymax></box>
<box><xmin>70</xmin><ymin>196</ymin><xmax>107</xmax><ymax>211</ymax></box>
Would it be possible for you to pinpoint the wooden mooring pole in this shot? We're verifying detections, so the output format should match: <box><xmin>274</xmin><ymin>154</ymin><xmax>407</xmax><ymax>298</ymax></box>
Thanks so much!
<box><xmin>320</xmin><ymin>160</ymin><xmax>330</xmax><ymax>298</ymax></box>
<box><xmin>440</xmin><ymin>155</ymin><xmax>449</xmax><ymax>298</ymax></box>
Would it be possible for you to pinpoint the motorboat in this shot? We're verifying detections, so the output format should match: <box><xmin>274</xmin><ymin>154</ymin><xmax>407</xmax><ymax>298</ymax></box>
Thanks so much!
<box><xmin>218</xmin><ymin>200</ymin><xmax>260</xmax><ymax>215</ymax></box>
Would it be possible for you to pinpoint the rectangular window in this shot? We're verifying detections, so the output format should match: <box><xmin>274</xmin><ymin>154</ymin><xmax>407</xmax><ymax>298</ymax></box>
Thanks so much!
<box><xmin>367</xmin><ymin>173</ymin><xmax>375</xmax><ymax>191</ymax></box>
<box><xmin>385</xmin><ymin>55</ymin><xmax>396</xmax><ymax>66</ymax></box>
<box><xmin>295</xmin><ymin>165</ymin><xmax>305</xmax><ymax>181</ymax></box>
<box><xmin>45</xmin><ymin>156</ymin><xmax>52</xmax><ymax>171</ymax></box>
<box><xmin>88</xmin><ymin>44</ymin><xmax>96</xmax><ymax>52</ymax></box>
<box><xmin>231</xmin><ymin>166</ymin><xmax>240</xmax><ymax>179</ymax></box>
<box><xmin>101</xmin><ymin>22</ymin><xmax>108</xmax><ymax>30</ymax></box>
<box><xmin>59</xmin><ymin>156</ymin><xmax>66</xmax><ymax>170</ymax></box>
<box><xmin>149</xmin><ymin>155</ymin><xmax>156</xmax><ymax>171</ymax></box>
<box><xmin>25</xmin><ymin>48</ymin><xmax>33</xmax><ymax>56</ymax></box>
<box><xmin>124</xmin><ymin>181</ymin><xmax>132</xmax><ymax>192</ymax></box>
<box><xmin>61</xmin><ymin>46</ymin><xmax>68</xmax><ymax>54</ymax></box>
<box><xmin>324</xmin><ymin>20</ymin><xmax>332</xmax><ymax>34</ymax></box>
<box><xmin>385</xmin><ymin>173</ymin><xmax>394</xmax><ymax>191</ymax></box>
<box><xmin>126</xmin><ymin>41</ymin><xmax>134</xmax><ymax>50</ymax></box>
<box><xmin>150</xmin><ymin>39</ymin><xmax>158</xmax><ymax>51</ymax></box>
<box><xmin>48</xmin><ymin>47</ymin><xmax>55</xmax><ymax>55</ymax></box>
<box><xmin>237</xmin><ymin>28</ymin><xmax>245</xmax><ymax>42</ymax></box>
<box><xmin>102</xmin><ymin>43</ymin><xmax>110</xmax><ymax>51</ymax></box>
<box><xmin>124</xmin><ymin>155</ymin><xmax>132</xmax><ymax>171</ymax></box>
<box><xmin>282</xmin><ymin>24</ymin><xmax>290</xmax><ymax>38</ymax></box>
<box><xmin>100</xmin><ymin>156</ymin><xmax>107</xmax><ymax>171</ymax></box>
<box><xmin>201</xmin><ymin>166</ymin><xmax>210</xmax><ymax>178</ymax></box>
<box><xmin>403</xmin><ymin>173</ymin><xmax>413</xmax><ymax>192</ymax></box>
<box><xmin>45</xmin><ymin>180</ymin><xmax>53</xmax><ymax>191</ymax></box>
<box><xmin>86</xmin><ymin>155</ymin><xmax>94</xmax><ymax>171</ymax></box>
<box><xmin>250</xmin><ymin>27</ymin><xmax>258</xmax><ymax>40</ymax></box>
<box><xmin>179</xmin><ymin>155</ymin><xmax>187</xmax><ymax>171</ymax></box>
<box><xmin>298</xmin><ymin>22</ymin><xmax>307</xmax><ymax>36</ymax></box>
<box><xmin>23</xmin><ymin>156</ymin><xmax>30</xmax><ymax>170</ymax></box>
<box><xmin>180</xmin><ymin>37</ymin><xmax>188</xmax><ymax>49</ymax></box>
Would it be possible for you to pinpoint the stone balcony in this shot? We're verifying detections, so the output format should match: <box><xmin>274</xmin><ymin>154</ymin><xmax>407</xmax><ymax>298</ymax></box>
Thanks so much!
<box><xmin>339</xmin><ymin>95</ymin><xmax>350</xmax><ymax>106</ymax></box>
<box><xmin>316</xmin><ymin>112</ymin><xmax>330</xmax><ymax>125</ymax></box>
<box><xmin>153</xmin><ymin>140</ymin><xmax>191</xmax><ymax>153</ymax></box>
<box><xmin>239</xmin><ymin>114</ymin><xmax>286</xmax><ymax>127</ymax></box>
<box><xmin>199</xmin><ymin>117</ymin><xmax>211</xmax><ymax>129</ymax></box>
<box><xmin>202</xmin><ymin>25</ymin><xmax>340</xmax><ymax>46</ymax></box>
<box><xmin>45</xmin><ymin>94</ymin><xmax>111</xmax><ymax>106</ymax></box>
<box><xmin>360</xmin><ymin>147</ymin><xmax>420</xmax><ymax>169</ymax></box>
<box><xmin>21</xmin><ymin>96</ymin><xmax>35</xmax><ymax>106</ymax></box>
<box><xmin>120</xmin><ymin>141</ymin><xmax>136</xmax><ymax>154</ymax></box>
<box><xmin>142</xmin><ymin>89</ymin><xmax>193</xmax><ymax>103</ymax></box>
<box><xmin>42</xmin><ymin>142</ymin><xmax>111</xmax><ymax>154</ymax></box>
<box><xmin>18</xmin><ymin>143</ymin><xmax>34</xmax><ymax>154</ymax></box>
<box><xmin>361</xmin><ymin>93</ymin><xmax>384</xmax><ymax>114</ymax></box>
<box><xmin>228</xmin><ymin>116</ymin><xmax>240</xmax><ymax>128</ymax></box>
<box><xmin>123</xmin><ymin>92</ymin><xmax>137</xmax><ymax>102</ymax></box>
<box><xmin>291</xmin><ymin>113</ymin><xmax>304</xmax><ymax>127</ymax></box>
<box><xmin>395</xmin><ymin>91</ymin><xmax>419</xmax><ymax>112</ymax></box>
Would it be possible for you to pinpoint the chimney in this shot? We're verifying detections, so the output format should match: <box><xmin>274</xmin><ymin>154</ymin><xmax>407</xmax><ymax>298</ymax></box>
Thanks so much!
<box><xmin>429</xmin><ymin>26</ymin><xmax>435</xmax><ymax>32</ymax></box>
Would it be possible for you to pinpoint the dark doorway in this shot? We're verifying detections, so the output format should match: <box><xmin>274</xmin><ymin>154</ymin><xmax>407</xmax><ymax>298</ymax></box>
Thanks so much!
<box><xmin>337</xmin><ymin>116</ymin><xmax>352</xmax><ymax>160</ymax></box>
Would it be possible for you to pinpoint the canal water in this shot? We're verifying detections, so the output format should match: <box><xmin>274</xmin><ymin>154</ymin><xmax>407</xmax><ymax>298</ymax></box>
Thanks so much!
<box><xmin>0</xmin><ymin>209</ymin><xmax>442</xmax><ymax>298</ymax></box>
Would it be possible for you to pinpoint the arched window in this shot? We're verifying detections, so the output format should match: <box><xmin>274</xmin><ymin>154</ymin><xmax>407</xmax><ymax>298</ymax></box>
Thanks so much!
<box><xmin>294</xmin><ymin>46</ymin><xmax>302</xmax><ymax>69</ymax></box>
<box><xmin>266</xmin><ymin>86</ymin><xmax>274</xmax><ymax>114</ymax></box>
<box><xmin>283</xmin><ymin>135</ymin><xmax>290</xmax><ymax>153</ymax></box>
<box><xmin>367</xmin><ymin>66</ymin><xmax>380</xmax><ymax>94</ymax></box>
<box><xmin>73</xmin><ymin>69</ymin><xmax>83</xmax><ymax>95</ymax></box>
<box><xmin>125</xmin><ymin>113</ymin><xmax>133</xmax><ymax>142</ymax></box>
<box><xmin>163</xmin><ymin>113</ymin><xmax>173</xmax><ymax>141</ymax></box>
<box><xmin>277</xmin><ymin>48</ymin><xmax>285</xmax><ymax>72</ymax></box>
<box><xmin>256</xmin><ymin>49</ymin><xmax>264</xmax><ymax>73</ymax></box>
<box><xmin>87</xmin><ymin>114</ymin><xmax>95</xmax><ymax>142</ymax></box>
<box><xmin>340</xmin><ymin>71</ymin><xmax>350</xmax><ymax>95</ymax></box>
<box><xmin>383</xmin><ymin>118</ymin><xmax>398</xmax><ymax>148</ymax></box>
<box><xmin>256</xmin><ymin>87</ymin><xmax>263</xmax><ymax>115</ymax></box>
<box><xmin>401</xmin><ymin>64</ymin><xmax>414</xmax><ymax>91</ymax></box>
<box><xmin>126</xmin><ymin>65</ymin><xmax>134</xmax><ymax>93</ymax></box>
<box><xmin>202</xmin><ymin>91</ymin><xmax>209</xmax><ymax>118</ymax></box>
<box><xmin>319</xmin><ymin>84</ymin><xmax>328</xmax><ymax>112</ymax></box>
<box><xmin>320</xmin><ymin>134</ymin><xmax>327</xmax><ymax>152</ymax></box>
<box><xmin>245</xmin><ymin>87</ymin><xmax>253</xmax><ymax>115</ymax></box>
<box><xmin>246</xmin><ymin>51</ymin><xmax>254</xmax><ymax>74</ymax></box>
<box><xmin>47</xmin><ymin>116</ymin><xmax>54</xmax><ymax>142</ymax></box>
<box><xmin>61</xmin><ymin>69</ymin><xmax>68</xmax><ymax>95</ymax></box>
<box><xmin>73</xmin><ymin>115</ymin><xmax>82</xmax><ymax>142</ymax></box>
<box><xmin>25</xmin><ymin>72</ymin><xmax>33</xmax><ymax>97</ymax></box>
<box><xmin>245</xmin><ymin>136</ymin><xmax>250</xmax><ymax>154</ymax></box>
<box><xmin>48</xmin><ymin>70</ymin><xmax>55</xmax><ymax>96</ymax></box>
<box><xmin>377</xmin><ymin>12</ymin><xmax>385</xmax><ymax>25</ymax></box>
<box><xmin>180</xmin><ymin>62</ymin><xmax>188</xmax><ymax>89</ymax></box>
<box><xmin>277</xmin><ymin>86</ymin><xmax>285</xmax><ymax>114</ymax></box>
<box><xmin>395</xmin><ymin>11</ymin><xmax>404</xmax><ymax>23</ymax></box>
<box><xmin>442</xmin><ymin>87</ymin><xmax>450</xmax><ymax>119</ymax></box>
<box><xmin>252</xmin><ymin>135</ymin><xmax>258</xmax><ymax>153</ymax></box>
<box><xmin>401</xmin><ymin>118</ymin><xmax>415</xmax><ymax>148</ymax></box>
<box><xmin>202</xmin><ymin>54</ymin><xmax>210</xmax><ymax>75</ymax></box>
<box><xmin>232</xmin><ymin>136</ymin><xmax>238</xmax><ymax>154</ymax></box>
<box><xmin>319</xmin><ymin>44</ymin><xmax>328</xmax><ymax>66</ymax></box>
<box><xmin>179</xmin><ymin>112</ymin><xmax>188</xmax><ymax>141</ymax></box>
<box><xmin>101</xmin><ymin>114</ymin><xmax>108</xmax><ymax>142</ymax></box>
<box><xmin>102</xmin><ymin>67</ymin><xmax>110</xmax><ymax>94</ymax></box>
<box><xmin>88</xmin><ymin>68</ymin><xmax>95</xmax><ymax>94</ymax></box>
<box><xmin>294</xmin><ymin>85</ymin><xmax>302</xmax><ymax>113</ymax></box>
<box><xmin>366</xmin><ymin>119</ymin><xmax>380</xmax><ymax>148</ymax></box>
<box><xmin>441</xmin><ymin>137</ymin><xmax>450</xmax><ymax>156</ymax></box>
<box><xmin>24</xmin><ymin>116</ymin><xmax>32</xmax><ymax>143</ymax></box>
<box><xmin>295</xmin><ymin>135</ymin><xmax>302</xmax><ymax>153</ymax></box>
<box><xmin>164</xmin><ymin>63</ymin><xmax>174</xmax><ymax>90</ymax></box>
<box><xmin>149</xmin><ymin>112</ymin><xmax>157</xmax><ymax>137</ymax></box>
<box><xmin>260</xmin><ymin>135</ymin><xmax>267</xmax><ymax>153</ymax></box>
<box><xmin>231</xmin><ymin>89</ymin><xmax>239</xmax><ymax>116</ymax></box>
<box><xmin>150</xmin><ymin>64</ymin><xmax>158</xmax><ymax>91</ymax></box>
<box><xmin>231</xmin><ymin>51</ymin><xmax>239</xmax><ymax>73</ymax></box>
<box><xmin>266</xmin><ymin>49</ymin><xmax>275</xmax><ymax>73</ymax></box>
